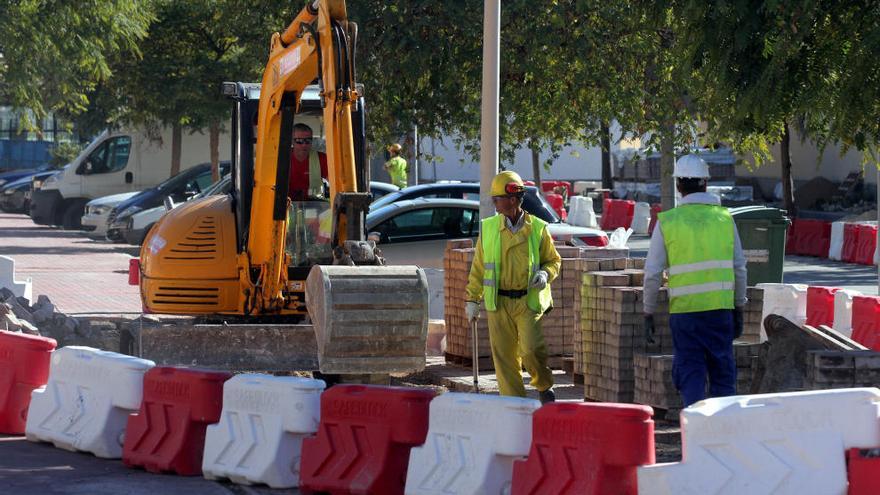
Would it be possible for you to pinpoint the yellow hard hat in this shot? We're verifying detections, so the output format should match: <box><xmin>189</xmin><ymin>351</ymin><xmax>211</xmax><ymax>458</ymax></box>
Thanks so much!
<box><xmin>490</xmin><ymin>171</ymin><xmax>525</xmax><ymax>197</ymax></box>
<box><xmin>387</xmin><ymin>143</ymin><xmax>402</xmax><ymax>153</ymax></box>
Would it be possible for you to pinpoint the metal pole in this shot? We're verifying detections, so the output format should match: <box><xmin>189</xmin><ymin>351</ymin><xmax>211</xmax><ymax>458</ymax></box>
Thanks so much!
<box><xmin>413</xmin><ymin>124</ymin><xmax>419</xmax><ymax>186</ymax></box>
<box><xmin>471</xmin><ymin>319</ymin><xmax>480</xmax><ymax>392</ymax></box>
<box><xmin>479</xmin><ymin>0</ymin><xmax>500</xmax><ymax>219</ymax></box>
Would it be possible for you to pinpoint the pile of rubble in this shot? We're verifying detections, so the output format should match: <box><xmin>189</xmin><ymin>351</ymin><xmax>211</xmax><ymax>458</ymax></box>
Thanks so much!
<box><xmin>0</xmin><ymin>288</ymin><xmax>129</xmax><ymax>351</ymax></box>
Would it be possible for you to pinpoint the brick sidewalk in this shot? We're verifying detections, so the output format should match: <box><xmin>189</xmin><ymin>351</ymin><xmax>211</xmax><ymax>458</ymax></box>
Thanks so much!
<box><xmin>0</xmin><ymin>213</ymin><xmax>142</xmax><ymax>315</ymax></box>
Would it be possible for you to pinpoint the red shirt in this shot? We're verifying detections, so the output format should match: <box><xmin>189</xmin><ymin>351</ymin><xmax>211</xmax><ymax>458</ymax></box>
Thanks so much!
<box><xmin>288</xmin><ymin>151</ymin><xmax>328</xmax><ymax>200</ymax></box>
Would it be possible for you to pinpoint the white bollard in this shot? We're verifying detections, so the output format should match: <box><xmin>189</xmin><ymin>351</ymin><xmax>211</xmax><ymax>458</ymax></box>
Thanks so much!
<box><xmin>202</xmin><ymin>374</ymin><xmax>325</xmax><ymax>489</ymax></box>
<box><xmin>756</xmin><ymin>283</ymin><xmax>808</xmax><ymax>341</ymax></box>
<box><xmin>828</xmin><ymin>221</ymin><xmax>845</xmax><ymax>260</ymax></box>
<box><xmin>405</xmin><ymin>393</ymin><xmax>540</xmax><ymax>495</ymax></box>
<box><xmin>25</xmin><ymin>346</ymin><xmax>154</xmax><ymax>458</ymax></box>
<box><xmin>631</xmin><ymin>202</ymin><xmax>652</xmax><ymax>235</ymax></box>
<box><xmin>833</xmin><ymin>289</ymin><xmax>862</xmax><ymax>338</ymax></box>
<box><xmin>0</xmin><ymin>255</ymin><xmax>32</xmax><ymax>305</ymax></box>
<box><xmin>638</xmin><ymin>388</ymin><xmax>880</xmax><ymax>495</ymax></box>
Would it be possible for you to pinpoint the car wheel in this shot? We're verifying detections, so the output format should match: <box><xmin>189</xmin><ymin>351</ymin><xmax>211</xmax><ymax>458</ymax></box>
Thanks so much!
<box><xmin>61</xmin><ymin>201</ymin><xmax>86</xmax><ymax>230</ymax></box>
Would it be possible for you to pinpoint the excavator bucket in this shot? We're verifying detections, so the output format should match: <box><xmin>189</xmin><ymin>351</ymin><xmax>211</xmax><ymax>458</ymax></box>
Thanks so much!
<box><xmin>306</xmin><ymin>265</ymin><xmax>429</xmax><ymax>374</ymax></box>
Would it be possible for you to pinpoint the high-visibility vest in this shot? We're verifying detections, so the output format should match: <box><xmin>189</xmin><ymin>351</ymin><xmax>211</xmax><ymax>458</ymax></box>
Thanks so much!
<box><xmin>481</xmin><ymin>214</ymin><xmax>552</xmax><ymax>314</ymax></box>
<box><xmin>307</xmin><ymin>151</ymin><xmax>322</xmax><ymax>198</ymax></box>
<box><xmin>658</xmin><ymin>204</ymin><xmax>735</xmax><ymax>314</ymax></box>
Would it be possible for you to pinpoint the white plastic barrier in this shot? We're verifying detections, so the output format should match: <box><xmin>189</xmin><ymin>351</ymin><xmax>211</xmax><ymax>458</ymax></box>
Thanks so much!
<box><xmin>202</xmin><ymin>374</ymin><xmax>325</xmax><ymax>489</ymax></box>
<box><xmin>573</xmin><ymin>180</ymin><xmax>601</xmax><ymax>196</ymax></box>
<box><xmin>756</xmin><ymin>283</ymin><xmax>808</xmax><ymax>341</ymax></box>
<box><xmin>0</xmin><ymin>255</ymin><xmax>32</xmax><ymax>305</ymax></box>
<box><xmin>631</xmin><ymin>202</ymin><xmax>652</xmax><ymax>234</ymax></box>
<box><xmin>405</xmin><ymin>393</ymin><xmax>540</xmax><ymax>495</ymax></box>
<box><xmin>638</xmin><ymin>388</ymin><xmax>880</xmax><ymax>495</ymax></box>
<box><xmin>567</xmin><ymin>195</ymin><xmax>597</xmax><ymax>228</ymax></box>
<box><xmin>833</xmin><ymin>289</ymin><xmax>862</xmax><ymax>338</ymax></box>
<box><xmin>828</xmin><ymin>221</ymin><xmax>845</xmax><ymax>260</ymax></box>
<box><xmin>25</xmin><ymin>346</ymin><xmax>154</xmax><ymax>458</ymax></box>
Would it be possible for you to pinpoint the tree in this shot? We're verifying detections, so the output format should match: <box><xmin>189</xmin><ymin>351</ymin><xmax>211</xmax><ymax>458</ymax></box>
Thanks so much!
<box><xmin>0</xmin><ymin>0</ymin><xmax>154</xmax><ymax>128</ymax></box>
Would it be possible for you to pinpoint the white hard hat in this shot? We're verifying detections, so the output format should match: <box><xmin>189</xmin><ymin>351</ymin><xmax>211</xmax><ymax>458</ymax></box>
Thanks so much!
<box><xmin>673</xmin><ymin>154</ymin><xmax>710</xmax><ymax>178</ymax></box>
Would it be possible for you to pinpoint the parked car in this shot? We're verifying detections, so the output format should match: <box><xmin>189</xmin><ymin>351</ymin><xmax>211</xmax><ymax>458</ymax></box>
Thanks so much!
<box><xmin>0</xmin><ymin>165</ymin><xmax>52</xmax><ymax>189</ymax></box>
<box><xmin>370</xmin><ymin>183</ymin><xmax>561</xmax><ymax>224</ymax></box>
<box><xmin>366</xmin><ymin>198</ymin><xmax>607</xmax><ymax>268</ymax></box>
<box><xmin>370</xmin><ymin>181</ymin><xmax>399</xmax><ymax>199</ymax></box>
<box><xmin>121</xmin><ymin>174</ymin><xmax>232</xmax><ymax>245</ymax></box>
<box><xmin>106</xmin><ymin>162</ymin><xmax>230</xmax><ymax>242</ymax></box>
<box><xmin>81</xmin><ymin>191</ymin><xmax>141</xmax><ymax>237</ymax></box>
<box><xmin>0</xmin><ymin>171</ymin><xmax>56</xmax><ymax>213</ymax></box>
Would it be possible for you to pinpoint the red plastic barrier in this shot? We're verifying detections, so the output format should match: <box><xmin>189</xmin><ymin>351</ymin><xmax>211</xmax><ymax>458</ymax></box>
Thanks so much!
<box><xmin>0</xmin><ymin>331</ymin><xmax>56</xmax><ymax>434</ymax></box>
<box><xmin>851</xmin><ymin>296</ymin><xmax>880</xmax><ymax>351</ymax></box>
<box><xmin>300</xmin><ymin>384</ymin><xmax>435</xmax><ymax>495</ymax></box>
<box><xmin>842</xmin><ymin>223</ymin><xmax>860</xmax><ymax>263</ymax></box>
<box><xmin>511</xmin><ymin>402</ymin><xmax>654</xmax><ymax>495</ymax></box>
<box><xmin>847</xmin><ymin>448</ymin><xmax>880</xmax><ymax>495</ymax></box>
<box><xmin>545</xmin><ymin>193</ymin><xmax>567</xmax><ymax>221</ymax></box>
<box><xmin>791</xmin><ymin>219</ymin><xmax>832</xmax><ymax>257</ymax></box>
<box><xmin>122</xmin><ymin>367</ymin><xmax>231</xmax><ymax>475</ymax></box>
<box><xmin>855</xmin><ymin>224</ymin><xmax>878</xmax><ymax>265</ymax></box>
<box><xmin>540</xmin><ymin>180</ymin><xmax>572</xmax><ymax>199</ymax></box>
<box><xmin>648</xmin><ymin>204</ymin><xmax>661</xmax><ymax>236</ymax></box>
<box><xmin>806</xmin><ymin>286</ymin><xmax>839</xmax><ymax>327</ymax></box>
<box><xmin>600</xmin><ymin>199</ymin><xmax>635</xmax><ymax>231</ymax></box>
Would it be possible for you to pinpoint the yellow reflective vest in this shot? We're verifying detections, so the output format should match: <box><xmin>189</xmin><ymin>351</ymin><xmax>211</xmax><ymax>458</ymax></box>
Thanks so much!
<box><xmin>658</xmin><ymin>204</ymin><xmax>735</xmax><ymax>314</ymax></box>
<box><xmin>466</xmin><ymin>213</ymin><xmax>560</xmax><ymax>314</ymax></box>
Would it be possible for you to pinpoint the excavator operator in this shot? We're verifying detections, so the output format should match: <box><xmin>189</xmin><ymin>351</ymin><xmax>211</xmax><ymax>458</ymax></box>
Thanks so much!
<box><xmin>288</xmin><ymin>123</ymin><xmax>328</xmax><ymax>201</ymax></box>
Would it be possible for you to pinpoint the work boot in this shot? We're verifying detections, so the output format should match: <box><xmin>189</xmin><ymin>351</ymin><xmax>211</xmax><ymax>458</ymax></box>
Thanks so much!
<box><xmin>539</xmin><ymin>388</ymin><xmax>556</xmax><ymax>404</ymax></box>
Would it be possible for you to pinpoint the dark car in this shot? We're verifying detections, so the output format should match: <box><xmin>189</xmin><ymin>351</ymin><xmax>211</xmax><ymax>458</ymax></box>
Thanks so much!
<box><xmin>370</xmin><ymin>182</ymin><xmax>561</xmax><ymax>224</ymax></box>
<box><xmin>0</xmin><ymin>171</ymin><xmax>56</xmax><ymax>213</ymax></box>
<box><xmin>106</xmin><ymin>161</ymin><xmax>230</xmax><ymax>241</ymax></box>
<box><xmin>0</xmin><ymin>165</ymin><xmax>52</xmax><ymax>189</ymax></box>
<box><xmin>370</xmin><ymin>181</ymin><xmax>399</xmax><ymax>199</ymax></box>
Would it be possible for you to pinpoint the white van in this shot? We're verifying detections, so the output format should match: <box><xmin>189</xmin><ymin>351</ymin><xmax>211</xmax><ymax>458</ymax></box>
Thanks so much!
<box><xmin>30</xmin><ymin>128</ymin><xmax>229</xmax><ymax>228</ymax></box>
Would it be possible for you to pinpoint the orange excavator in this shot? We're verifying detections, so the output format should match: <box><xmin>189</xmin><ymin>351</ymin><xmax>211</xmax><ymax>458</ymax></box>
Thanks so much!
<box><xmin>136</xmin><ymin>0</ymin><xmax>428</xmax><ymax>374</ymax></box>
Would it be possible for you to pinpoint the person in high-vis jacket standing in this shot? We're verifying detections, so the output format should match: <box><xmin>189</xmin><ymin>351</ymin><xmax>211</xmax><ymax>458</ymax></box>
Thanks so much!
<box><xmin>465</xmin><ymin>171</ymin><xmax>561</xmax><ymax>404</ymax></box>
<box><xmin>643</xmin><ymin>154</ymin><xmax>747</xmax><ymax>407</ymax></box>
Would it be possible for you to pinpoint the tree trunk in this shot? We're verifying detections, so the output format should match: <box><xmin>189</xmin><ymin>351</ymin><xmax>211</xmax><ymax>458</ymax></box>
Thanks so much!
<box><xmin>210</xmin><ymin>121</ymin><xmax>220</xmax><ymax>182</ymax></box>
<box><xmin>781</xmin><ymin>123</ymin><xmax>797</xmax><ymax>216</ymax></box>
<box><xmin>660</xmin><ymin>128</ymin><xmax>675</xmax><ymax>211</ymax></box>
<box><xmin>530</xmin><ymin>140</ymin><xmax>542</xmax><ymax>195</ymax></box>
<box><xmin>170</xmin><ymin>123</ymin><xmax>182</xmax><ymax>177</ymax></box>
<box><xmin>601</xmin><ymin>121</ymin><xmax>612</xmax><ymax>190</ymax></box>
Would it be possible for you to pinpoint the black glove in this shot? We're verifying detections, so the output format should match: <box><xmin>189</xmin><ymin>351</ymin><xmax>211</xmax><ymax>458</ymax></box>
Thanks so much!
<box><xmin>733</xmin><ymin>307</ymin><xmax>744</xmax><ymax>340</ymax></box>
<box><xmin>644</xmin><ymin>314</ymin><xmax>656</xmax><ymax>345</ymax></box>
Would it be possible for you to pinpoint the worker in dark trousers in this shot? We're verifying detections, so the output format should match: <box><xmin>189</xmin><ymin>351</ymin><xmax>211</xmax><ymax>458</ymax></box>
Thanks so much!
<box><xmin>642</xmin><ymin>154</ymin><xmax>747</xmax><ymax>407</ymax></box>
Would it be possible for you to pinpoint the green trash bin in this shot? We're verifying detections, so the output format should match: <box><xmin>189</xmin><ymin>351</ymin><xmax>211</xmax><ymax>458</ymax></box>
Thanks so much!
<box><xmin>729</xmin><ymin>206</ymin><xmax>791</xmax><ymax>285</ymax></box>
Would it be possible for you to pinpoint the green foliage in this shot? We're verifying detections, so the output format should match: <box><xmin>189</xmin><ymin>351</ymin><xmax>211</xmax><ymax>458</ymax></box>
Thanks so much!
<box><xmin>49</xmin><ymin>141</ymin><xmax>84</xmax><ymax>168</ymax></box>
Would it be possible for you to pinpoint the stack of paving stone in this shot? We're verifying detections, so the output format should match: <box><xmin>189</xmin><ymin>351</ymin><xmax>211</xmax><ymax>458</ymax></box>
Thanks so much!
<box><xmin>581</xmin><ymin>271</ymin><xmax>675</xmax><ymax>402</ymax></box>
<box><xmin>742</xmin><ymin>287</ymin><xmax>764</xmax><ymax>340</ymax></box>
<box><xmin>634</xmin><ymin>342</ymin><xmax>763</xmax><ymax>413</ymax></box>
<box><xmin>805</xmin><ymin>350</ymin><xmax>880</xmax><ymax>389</ymax></box>
<box><xmin>443</xmin><ymin>239</ymin><xmax>492</xmax><ymax>362</ymax></box>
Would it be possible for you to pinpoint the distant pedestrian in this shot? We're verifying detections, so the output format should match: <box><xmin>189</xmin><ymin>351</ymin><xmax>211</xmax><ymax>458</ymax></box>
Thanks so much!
<box><xmin>642</xmin><ymin>154</ymin><xmax>747</xmax><ymax>407</ymax></box>
<box><xmin>383</xmin><ymin>143</ymin><xmax>407</xmax><ymax>188</ymax></box>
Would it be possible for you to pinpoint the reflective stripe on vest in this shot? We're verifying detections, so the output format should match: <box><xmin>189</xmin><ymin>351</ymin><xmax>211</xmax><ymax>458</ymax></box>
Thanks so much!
<box><xmin>481</xmin><ymin>214</ymin><xmax>552</xmax><ymax>313</ymax></box>
<box><xmin>658</xmin><ymin>203</ymin><xmax>735</xmax><ymax>314</ymax></box>
<box><xmin>307</xmin><ymin>151</ymin><xmax>322</xmax><ymax>197</ymax></box>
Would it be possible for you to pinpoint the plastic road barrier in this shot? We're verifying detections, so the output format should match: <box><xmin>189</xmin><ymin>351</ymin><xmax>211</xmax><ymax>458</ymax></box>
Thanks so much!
<box><xmin>842</xmin><ymin>223</ymin><xmax>859</xmax><ymax>263</ymax></box>
<box><xmin>600</xmin><ymin>199</ymin><xmax>635</xmax><ymax>231</ymax></box>
<box><xmin>405</xmin><ymin>393</ymin><xmax>541</xmax><ymax>495</ymax></box>
<box><xmin>851</xmin><ymin>296</ymin><xmax>880</xmax><ymax>351</ymax></box>
<box><xmin>122</xmin><ymin>367</ymin><xmax>232</xmax><ymax>475</ymax></box>
<box><xmin>756</xmin><ymin>283</ymin><xmax>808</xmax><ymax>341</ymax></box>
<box><xmin>805</xmin><ymin>286</ymin><xmax>838</xmax><ymax>328</ymax></box>
<box><xmin>855</xmin><ymin>224</ymin><xmax>879</xmax><ymax>265</ymax></box>
<box><xmin>0</xmin><ymin>331</ymin><xmax>56</xmax><ymax>434</ymax></box>
<box><xmin>25</xmin><ymin>346</ymin><xmax>155</xmax><ymax>458</ymax></box>
<box><xmin>567</xmin><ymin>196</ymin><xmax>597</xmax><ymax>228</ymax></box>
<box><xmin>648</xmin><ymin>204</ymin><xmax>661</xmax><ymax>236</ymax></box>
<box><xmin>833</xmin><ymin>289</ymin><xmax>862</xmax><ymax>338</ymax></box>
<box><xmin>637</xmin><ymin>388</ymin><xmax>880</xmax><ymax>495</ymax></box>
<box><xmin>545</xmin><ymin>193</ymin><xmax>567</xmax><ymax>221</ymax></box>
<box><xmin>631</xmin><ymin>202</ymin><xmax>652</xmax><ymax>235</ymax></box>
<box><xmin>300</xmin><ymin>384</ymin><xmax>435</xmax><ymax>495</ymax></box>
<box><xmin>846</xmin><ymin>448</ymin><xmax>880</xmax><ymax>495</ymax></box>
<box><xmin>202</xmin><ymin>374</ymin><xmax>325</xmax><ymax>488</ymax></box>
<box><xmin>828</xmin><ymin>221</ymin><xmax>845</xmax><ymax>260</ymax></box>
<box><xmin>511</xmin><ymin>402</ymin><xmax>655</xmax><ymax>495</ymax></box>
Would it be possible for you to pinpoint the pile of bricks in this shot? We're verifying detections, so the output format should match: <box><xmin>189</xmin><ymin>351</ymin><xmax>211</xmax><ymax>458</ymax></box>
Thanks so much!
<box><xmin>742</xmin><ymin>287</ymin><xmax>764</xmax><ymax>340</ymax></box>
<box><xmin>580</xmin><ymin>270</ymin><xmax>674</xmax><ymax>402</ymax></box>
<box><xmin>805</xmin><ymin>350</ymin><xmax>880</xmax><ymax>389</ymax></box>
<box><xmin>443</xmin><ymin>239</ymin><xmax>491</xmax><ymax>361</ymax></box>
<box><xmin>633</xmin><ymin>342</ymin><xmax>763</xmax><ymax>413</ymax></box>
